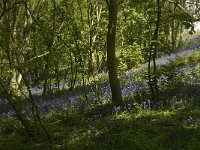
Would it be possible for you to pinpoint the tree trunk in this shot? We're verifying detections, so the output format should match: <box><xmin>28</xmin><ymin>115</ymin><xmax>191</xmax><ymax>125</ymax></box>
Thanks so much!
<box><xmin>106</xmin><ymin>0</ymin><xmax>123</xmax><ymax>106</ymax></box>
<box><xmin>148</xmin><ymin>0</ymin><xmax>161</xmax><ymax>102</ymax></box>
<box><xmin>10</xmin><ymin>69</ymin><xmax>22</xmax><ymax>90</ymax></box>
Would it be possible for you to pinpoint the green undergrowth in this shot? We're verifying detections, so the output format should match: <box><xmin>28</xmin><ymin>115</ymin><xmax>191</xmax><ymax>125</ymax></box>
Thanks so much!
<box><xmin>174</xmin><ymin>49</ymin><xmax>200</xmax><ymax>66</ymax></box>
<box><xmin>1</xmin><ymin>103</ymin><xmax>200</xmax><ymax>150</ymax></box>
<box><xmin>63</xmin><ymin>107</ymin><xmax>200</xmax><ymax>150</ymax></box>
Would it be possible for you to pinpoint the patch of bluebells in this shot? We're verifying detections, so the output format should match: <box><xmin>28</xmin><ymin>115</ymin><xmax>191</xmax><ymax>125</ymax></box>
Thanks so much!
<box><xmin>187</xmin><ymin>116</ymin><xmax>200</xmax><ymax>126</ymax></box>
<box><xmin>0</xmin><ymin>45</ymin><xmax>200</xmax><ymax>115</ymax></box>
<box><xmin>157</xmin><ymin>44</ymin><xmax>200</xmax><ymax>67</ymax></box>
<box><xmin>121</xmin><ymin>82</ymin><xmax>147</xmax><ymax>97</ymax></box>
<box><xmin>112</xmin><ymin>103</ymin><xmax>132</xmax><ymax>114</ymax></box>
<box><xmin>175</xmin><ymin>44</ymin><xmax>200</xmax><ymax>54</ymax></box>
<box><xmin>141</xmin><ymin>100</ymin><xmax>151</xmax><ymax>110</ymax></box>
<box><xmin>113</xmin><ymin>106</ymin><xmax>121</xmax><ymax>114</ymax></box>
<box><xmin>140</xmin><ymin>99</ymin><xmax>184</xmax><ymax>109</ymax></box>
<box><xmin>2</xmin><ymin>110</ymin><xmax>15</xmax><ymax>117</ymax></box>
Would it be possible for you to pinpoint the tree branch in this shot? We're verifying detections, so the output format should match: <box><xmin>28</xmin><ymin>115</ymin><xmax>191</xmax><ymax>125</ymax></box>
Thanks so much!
<box><xmin>167</xmin><ymin>0</ymin><xmax>199</xmax><ymax>21</ymax></box>
<box><xmin>27</xmin><ymin>51</ymin><xmax>49</xmax><ymax>63</ymax></box>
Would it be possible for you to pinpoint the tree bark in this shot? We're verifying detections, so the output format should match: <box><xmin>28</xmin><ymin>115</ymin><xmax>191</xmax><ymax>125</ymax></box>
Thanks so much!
<box><xmin>106</xmin><ymin>0</ymin><xmax>123</xmax><ymax>106</ymax></box>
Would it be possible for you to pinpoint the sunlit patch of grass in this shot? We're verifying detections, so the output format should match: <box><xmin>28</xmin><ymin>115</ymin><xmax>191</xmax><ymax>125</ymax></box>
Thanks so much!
<box><xmin>63</xmin><ymin>105</ymin><xmax>200</xmax><ymax>149</ymax></box>
<box><xmin>174</xmin><ymin>48</ymin><xmax>200</xmax><ymax>66</ymax></box>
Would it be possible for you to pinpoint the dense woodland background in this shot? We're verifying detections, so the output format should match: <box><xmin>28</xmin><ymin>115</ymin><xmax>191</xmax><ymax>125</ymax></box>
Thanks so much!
<box><xmin>0</xmin><ymin>0</ymin><xmax>200</xmax><ymax>149</ymax></box>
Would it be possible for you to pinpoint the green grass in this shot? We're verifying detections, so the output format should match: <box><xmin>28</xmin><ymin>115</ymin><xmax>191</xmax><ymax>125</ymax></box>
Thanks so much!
<box><xmin>0</xmin><ymin>101</ymin><xmax>200</xmax><ymax>150</ymax></box>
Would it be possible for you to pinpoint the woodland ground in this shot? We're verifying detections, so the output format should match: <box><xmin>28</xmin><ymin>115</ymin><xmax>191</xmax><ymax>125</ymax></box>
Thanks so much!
<box><xmin>0</xmin><ymin>33</ymin><xmax>200</xmax><ymax>150</ymax></box>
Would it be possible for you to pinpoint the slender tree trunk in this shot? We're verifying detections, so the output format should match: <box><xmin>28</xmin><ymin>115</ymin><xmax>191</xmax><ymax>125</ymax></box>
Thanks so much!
<box><xmin>106</xmin><ymin>0</ymin><xmax>123</xmax><ymax>106</ymax></box>
<box><xmin>171</xmin><ymin>2</ymin><xmax>177</xmax><ymax>51</ymax></box>
<box><xmin>151</xmin><ymin>0</ymin><xmax>161</xmax><ymax>102</ymax></box>
<box><xmin>148</xmin><ymin>49</ymin><xmax>155</xmax><ymax>100</ymax></box>
<box><xmin>148</xmin><ymin>0</ymin><xmax>161</xmax><ymax>102</ymax></box>
<box><xmin>43</xmin><ymin>0</ymin><xmax>56</xmax><ymax>95</ymax></box>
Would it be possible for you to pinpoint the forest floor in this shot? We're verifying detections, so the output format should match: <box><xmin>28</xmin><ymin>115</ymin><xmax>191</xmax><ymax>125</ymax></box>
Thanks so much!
<box><xmin>0</xmin><ymin>44</ymin><xmax>200</xmax><ymax>116</ymax></box>
<box><xmin>0</xmin><ymin>33</ymin><xmax>200</xmax><ymax>149</ymax></box>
